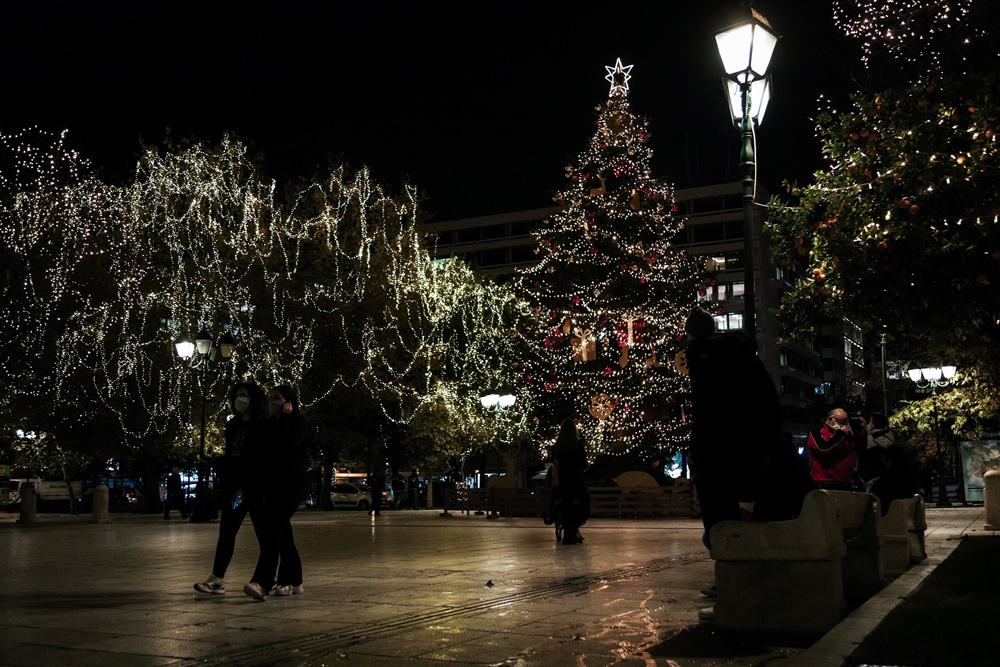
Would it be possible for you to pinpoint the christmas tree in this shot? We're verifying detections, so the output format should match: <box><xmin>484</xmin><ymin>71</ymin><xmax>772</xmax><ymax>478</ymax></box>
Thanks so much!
<box><xmin>520</xmin><ymin>59</ymin><xmax>700</xmax><ymax>457</ymax></box>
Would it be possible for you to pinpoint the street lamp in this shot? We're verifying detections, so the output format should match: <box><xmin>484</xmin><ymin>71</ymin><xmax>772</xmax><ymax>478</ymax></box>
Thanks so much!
<box><xmin>907</xmin><ymin>365</ymin><xmax>958</xmax><ymax>507</ymax></box>
<box><xmin>175</xmin><ymin>329</ymin><xmax>237</xmax><ymax>522</ymax></box>
<box><xmin>715</xmin><ymin>8</ymin><xmax>779</xmax><ymax>346</ymax></box>
<box><xmin>480</xmin><ymin>391</ymin><xmax>517</xmax><ymax>495</ymax></box>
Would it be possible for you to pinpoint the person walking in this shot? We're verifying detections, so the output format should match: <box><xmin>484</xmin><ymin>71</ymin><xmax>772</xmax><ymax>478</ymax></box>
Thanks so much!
<box><xmin>367</xmin><ymin>466</ymin><xmax>384</xmax><ymax>516</ymax></box>
<box><xmin>806</xmin><ymin>408</ymin><xmax>867</xmax><ymax>490</ymax></box>
<box><xmin>163</xmin><ymin>466</ymin><xmax>187</xmax><ymax>520</ymax></box>
<box><xmin>551</xmin><ymin>418</ymin><xmax>589</xmax><ymax>545</ymax></box>
<box><xmin>194</xmin><ymin>381</ymin><xmax>266</xmax><ymax>594</ymax></box>
<box><xmin>244</xmin><ymin>385</ymin><xmax>310</xmax><ymax>600</ymax></box>
<box><xmin>407</xmin><ymin>468</ymin><xmax>420</xmax><ymax>510</ymax></box>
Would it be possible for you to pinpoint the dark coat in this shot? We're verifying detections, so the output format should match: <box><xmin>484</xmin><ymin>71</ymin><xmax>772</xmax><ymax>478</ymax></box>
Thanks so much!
<box><xmin>686</xmin><ymin>330</ymin><xmax>782</xmax><ymax>467</ymax></box>
<box><xmin>248</xmin><ymin>412</ymin><xmax>311</xmax><ymax>506</ymax></box>
<box><xmin>219</xmin><ymin>417</ymin><xmax>262</xmax><ymax>499</ymax></box>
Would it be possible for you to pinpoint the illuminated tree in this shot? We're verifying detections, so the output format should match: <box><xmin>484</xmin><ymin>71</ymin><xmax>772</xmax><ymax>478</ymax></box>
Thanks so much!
<box><xmin>520</xmin><ymin>59</ymin><xmax>699</xmax><ymax>459</ymax></box>
<box><xmin>766</xmin><ymin>1</ymin><xmax>1000</xmax><ymax>378</ymax></box>
<box><xmin>278</xmin><ymin>166</ymin><xmax>531</xmax><ymax>496</ymax></box>
<box><xmin>1</xmin><ymin>131</ymin><xmax>533</xmax><ymax>495</ymax></box>
<box><xmin>0</xmin><ymin>128</ymin><xmax>128</xmax><ymax>476</ymax></box>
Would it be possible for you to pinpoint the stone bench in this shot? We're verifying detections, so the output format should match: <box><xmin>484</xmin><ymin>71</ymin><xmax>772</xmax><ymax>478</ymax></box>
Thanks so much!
<box><xmin>879</xmin><ymin>494</ymin><xmax>927</xmax><ymax>579</ymax></box>
<box><xmin>708</xmin><ymin>489</ymin><xmax>884</xmax><ymax>634</ymax></box>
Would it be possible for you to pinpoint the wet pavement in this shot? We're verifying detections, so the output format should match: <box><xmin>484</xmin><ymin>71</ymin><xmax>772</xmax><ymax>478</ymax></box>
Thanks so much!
<box><xmin>0</xmin><ymin>505</ymin><xmax>990</xmax><ymax>666</ymax></box>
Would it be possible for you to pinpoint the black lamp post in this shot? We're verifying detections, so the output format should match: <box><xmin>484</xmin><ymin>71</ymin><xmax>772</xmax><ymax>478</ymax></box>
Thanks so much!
<box><xmin>175</xmin><ymin>329</ymin><xmax>236</xmax><ymax>522</ymax></box>
<box><xmin>480</xmin><ymin>391</ymin><xmax>517</xmax><ymax>487</ymax></box>
<box><xmin>907</xmin><ymin>366</ymin><xmax>957</xmax><ymax>507</ymax></box>
<box><xmin>715</xmin><ymin>8</ymin><xmax>778</xmax><ymax>347</ymax></box>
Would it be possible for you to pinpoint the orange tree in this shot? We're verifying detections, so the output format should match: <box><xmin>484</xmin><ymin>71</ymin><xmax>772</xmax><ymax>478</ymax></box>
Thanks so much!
<box><xmin>765</xmin><ymin>72</ymin><xmax>999</xmax><ymax>372</ymax></box>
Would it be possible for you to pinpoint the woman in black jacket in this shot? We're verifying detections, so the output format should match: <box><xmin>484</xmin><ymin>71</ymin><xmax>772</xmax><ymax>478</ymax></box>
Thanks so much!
<box><xmin>244</xmin><ymin>385</ymin><xmax>311</xmax><ymax>600</ymax></box>
<box><xmin>552</xmin><ymin>418</ymin><xmax>590</xmax><ymax>545</ymax></box>
<box><xmin>194</xmin><ymin>381</ymin><xmax>266</xmax><ymax>594</ymax></box>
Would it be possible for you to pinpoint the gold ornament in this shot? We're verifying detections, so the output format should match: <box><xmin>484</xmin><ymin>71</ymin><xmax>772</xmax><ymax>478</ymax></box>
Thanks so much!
<box><xmin>674</xmin><ymin>350</ymin><xmax>689</xmax><ymax>375</ymax></box>
<box><xmin>589</xmin><ymin>393</ymin><xmax>614</xmax><ymax>420</ymax></box>
<box><xmin>589</xmin><ymin>173</ymin><xmax>607</xmax><ymax>197</ymax></box>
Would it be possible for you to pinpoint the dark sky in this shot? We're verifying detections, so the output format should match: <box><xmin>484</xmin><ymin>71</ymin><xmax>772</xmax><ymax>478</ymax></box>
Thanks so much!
<box><xmin>1</xmin><ymin>1</ymin><xmax>860</xmax><ymax>220</ymax></box>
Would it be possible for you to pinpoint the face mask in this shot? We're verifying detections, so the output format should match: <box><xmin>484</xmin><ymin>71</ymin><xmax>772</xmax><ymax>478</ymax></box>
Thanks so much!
<box><xmin>269</xmin><ymin>398</ymin><xmax>286</xmax><ymax>415</ymax></box>
<box><xmin>234</xmin><ymin>396</ymin><xmax>251</xmax><ymax>413</ymax></box>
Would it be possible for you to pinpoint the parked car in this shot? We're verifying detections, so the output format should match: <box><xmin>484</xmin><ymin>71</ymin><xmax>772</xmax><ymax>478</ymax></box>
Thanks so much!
<box><xmin>329</xmin><ymin>482</ymin><xmax>391</xmax><ymax>510</ymax></box>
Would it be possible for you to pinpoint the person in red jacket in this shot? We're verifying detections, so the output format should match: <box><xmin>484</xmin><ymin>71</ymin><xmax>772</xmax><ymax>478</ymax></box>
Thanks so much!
<box><xmin>807</xmin><ymin>408</ymin><xmax>867</xmax><ymax>490</ymax></box>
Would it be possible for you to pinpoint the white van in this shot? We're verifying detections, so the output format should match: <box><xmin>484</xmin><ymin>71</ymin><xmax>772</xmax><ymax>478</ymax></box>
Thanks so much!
<box><xmin>8</xmin><ymin>478</ymin><xmax>83</xmax><ymax>511</ymax></box>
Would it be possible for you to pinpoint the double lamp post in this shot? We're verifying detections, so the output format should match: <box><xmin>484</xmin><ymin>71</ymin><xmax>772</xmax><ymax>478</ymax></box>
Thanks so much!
<box><xmin>175</xmin><ymin>329</ymin><xmax>237</xmax><ymax>522</ymax></box>
<box><xmin>907</xmin><ymin>365</ymin><xmax>959</xmax><ymax>507</ymax></box>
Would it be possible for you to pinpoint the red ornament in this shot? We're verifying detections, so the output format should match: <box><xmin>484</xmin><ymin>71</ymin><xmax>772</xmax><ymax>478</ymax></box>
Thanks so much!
<box><xmin>572</xmin><ymin>296</ymin><xmax>581</xmax><ymax>305</ymax></box>
<box><xmin>604</xmin><ymin>366</ymin><xmax>614</xmax><ymax>375</ymax></box>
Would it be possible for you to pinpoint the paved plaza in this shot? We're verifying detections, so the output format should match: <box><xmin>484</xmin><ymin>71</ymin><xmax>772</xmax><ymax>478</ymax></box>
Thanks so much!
<box><xmin>0</xmin><ymin>505</ymin><xmax>991</xmax><ymax>667</ymax></box>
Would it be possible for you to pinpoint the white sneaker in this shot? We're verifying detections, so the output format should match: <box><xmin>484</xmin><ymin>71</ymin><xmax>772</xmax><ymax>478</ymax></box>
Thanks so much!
<box><xmin>272</xmin><ymin>584</ymin><xmax>305</xmax><ymax>596</ymax></box>
<box><xmin>243</xmin><ymin>582</ymin><xmax>266</xmax><ymax>601</ymax></box>
<box><xmin>194</xmin><ymin>575</ymin><xmax>225</xmax><ymax>594</ymax></box>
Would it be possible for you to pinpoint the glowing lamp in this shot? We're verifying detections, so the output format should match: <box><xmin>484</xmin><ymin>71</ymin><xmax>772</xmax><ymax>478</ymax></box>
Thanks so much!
<box><xmin>174</xmin><ymin>334</ymin><xmax>195</xmax><ymax>359</ymax></box>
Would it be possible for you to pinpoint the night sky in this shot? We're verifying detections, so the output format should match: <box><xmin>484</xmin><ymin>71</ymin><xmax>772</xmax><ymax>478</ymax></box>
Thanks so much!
<box><xmin>2</xmin><ymin>1</ymin><xmax>860</xmax><ymax>220</ymax></box>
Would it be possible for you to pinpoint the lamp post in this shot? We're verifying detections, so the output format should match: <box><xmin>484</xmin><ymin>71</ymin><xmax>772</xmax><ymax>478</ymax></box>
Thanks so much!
<box><xmin>480</xmin><ymin>392</ymin><xmax>517</xmax><ymax>491</ymax></box>
<box><xmin>175</xmin><ymin>329</ymin><xmax>237</xmax><ymax>522</ymax></box>
<box><xmin>715</xmin><ymin>8</ymin><xmax>778</xmax><ymax>347</ymax></box>
<box><xmin>907</xmin><ymin>366</ymin><xmax>957</xmax><ymax>507</ymax></box>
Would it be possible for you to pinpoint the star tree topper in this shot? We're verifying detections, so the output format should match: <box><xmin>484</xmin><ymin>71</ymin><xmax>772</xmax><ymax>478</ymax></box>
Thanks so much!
<box><xmin>605</xmin><ymin>58</ymin><xmax>633</xmax><ymax>97</ymax></box>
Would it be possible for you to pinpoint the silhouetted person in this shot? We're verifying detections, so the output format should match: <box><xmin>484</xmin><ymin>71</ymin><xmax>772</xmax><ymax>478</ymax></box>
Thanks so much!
<box><xmin>684</xmin><ymin>307</ymin><xmax>781</xmax><ymax>547</ymax></box>
<box><xmin>551</xmin><ymin>419</ymin><xmax>589</xmax><ymax>545</ymax></box>
<box><xmin>163</xmin><ymin>467</ymin><xmax>187</xmax><ymax>520</ymax></box>
<box><xmin>245</xmin><ymin>385</ymin><xmax>310</xmax><ymax>600</ymax></box>
<box><xmin>194</xmin><ymin>381</ymin><xmax>266</xmax><ymax>594</ymax></box>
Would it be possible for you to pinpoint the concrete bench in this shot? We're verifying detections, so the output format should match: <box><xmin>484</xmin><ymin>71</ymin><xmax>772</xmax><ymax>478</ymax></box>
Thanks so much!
<box><xmin>708</xmin><ymin>489</ymin><xmax>884</xmax><ymax>634</ymax></box>
<box><xmin>879</xmin><ymin>495</ymin><xmax>927</xmax><ymax>579</ymax></box>
<box><xmin>825</xmin><ymin>490</ymin><xmax>885</xmax><ymax>603</ymax></box>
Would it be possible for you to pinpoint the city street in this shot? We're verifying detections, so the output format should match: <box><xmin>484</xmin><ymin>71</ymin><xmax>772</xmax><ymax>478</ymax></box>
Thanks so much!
<box><xmin>0</xmin><ymin>506</ymin><xmax>989</xmax><ymax>667</ymax></box>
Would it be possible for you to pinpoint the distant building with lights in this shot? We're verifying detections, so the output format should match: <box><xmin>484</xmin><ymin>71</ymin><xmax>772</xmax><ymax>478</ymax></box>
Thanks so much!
<box><xmin>421</xmin><ymin>181</ymin><xmax>865</xmax><ymax>437</ymax></box>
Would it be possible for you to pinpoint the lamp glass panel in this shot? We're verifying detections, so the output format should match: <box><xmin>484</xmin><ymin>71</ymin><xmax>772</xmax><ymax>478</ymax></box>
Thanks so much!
<box><xmin>480</xmin><ymin>394</ymin><xmax>499</xmax><ymax>408</ymax></box>
<box><xmin>498</xmin><ymin>394</ymin><xmax>516</xmax><ymax>408</ymax></box>
<box><xmin>942</xmin><ymin>365</ymin><xmax>957</xmax><ymax>379</ymax></box>
<box><xmin>907</xmin><ymin>369</ymin><xmax>922</xmax><ymax>382</ymax></box>
<box><xmin>715</xmin><ymin>24</ymin><xmax>754</xmax><ymax>75</ymax></box>
<box><xmin>749</xmin><ymin>25</ymin><xmax>778</xmax><ymax>77</ymax></box>
<box><xmin>923</xmin><ymin>367</ymin><xmax>942</xmax><ymax>381</ymax></box>
<box><xmin>754</xmin><ymin>78</ymin><xmax>771</xmax><ymax>121</ymax></box>
<box><xmin>175</xmin><ymin>340</ymin><xmax>195</xmax><ymax>359</ymax></box>
<box><xmin>195</xmin><ymin>333</ymin><xmax>213</xmax><ymax>356</ymax></box>
<box><xmin>725</xmin><ymin>79</ymin><xmax>743</xmax><ymax>121</ymax></box>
